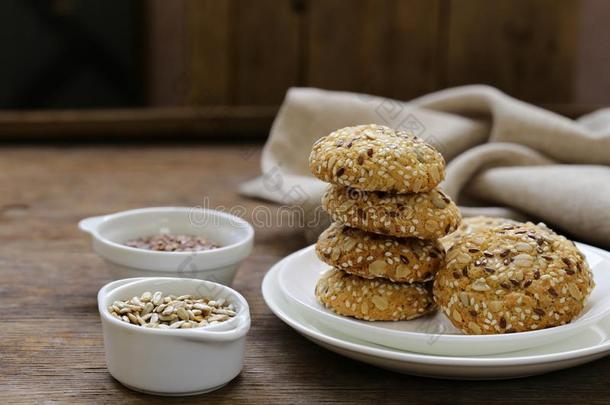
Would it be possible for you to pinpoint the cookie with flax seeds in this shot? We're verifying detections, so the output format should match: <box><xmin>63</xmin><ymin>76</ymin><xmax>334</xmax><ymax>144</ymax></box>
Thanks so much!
<box><xmin>316</xmin><ymin>222</ymin><xmax>444</xmax><ymax>283</ymax></box>
<box><xmin>316</xmin><ymin>268</ymin><xmax>436</xmax><ymax>321</ymax></box>
<box><xmin>322</xmin><ymin>185</ymin><xmax>461</xmax><ymax>239</ymax></box>
<box><xmin>434</xmin><ymin>222</ymin><xmax>595</xmax><ymax>334</ymax></box>
<box><xmin>309</xmin><ymin>124</ymin><xmax>445</xmax><ymax>193</ymax></box>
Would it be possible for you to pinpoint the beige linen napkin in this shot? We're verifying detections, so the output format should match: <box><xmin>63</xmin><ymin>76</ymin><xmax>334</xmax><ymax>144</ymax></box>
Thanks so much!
<box><xmin>239</xmin><ymin>85</ymin><xmax>610</xmax><ymax>248</ymax></box>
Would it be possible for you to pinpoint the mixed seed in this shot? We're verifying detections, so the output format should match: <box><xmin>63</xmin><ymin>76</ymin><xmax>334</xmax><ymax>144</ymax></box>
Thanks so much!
<box><xmin>124</xmin><ymin>234</ymin><xmax>220</xmax><ymax>252</ymax></box>
<box><xmin>108</xmin><ymin>291</ymin><xmax>236</xmax><ymax>329</ymax></box>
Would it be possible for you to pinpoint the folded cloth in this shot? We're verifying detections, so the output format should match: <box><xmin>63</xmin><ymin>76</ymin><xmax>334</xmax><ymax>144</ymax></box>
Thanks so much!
<box><xmin>239</xmin><ymin>85</ymin><xmax>610</xmax><ymax>248</ymax></box>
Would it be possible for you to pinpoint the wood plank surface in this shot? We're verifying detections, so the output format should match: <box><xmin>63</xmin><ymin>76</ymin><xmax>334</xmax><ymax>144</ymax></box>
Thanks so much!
<box><xmin>151</xmin><ymin>0</ymin><xmax>595</xmax><ymax>108</ymax></box>
<box><xmin>306</xmin><ymin>0</ymin><xmax>441</xmax><ymax>98</ymax></box>
<box><xmin>445</xmin><ymin>0</ymin><xmax>579</xmax><ymax>103</ymax></box>
<box><xmin>187</xmin><ymin>0</ymin><xmax>232</xmax><ymax>105</ymax></box>
<box><xmin>187</xmin><ymin>0</ymin><xmax>301</xmax><ymax>106</ymax></box>
<box><xmin>307</xmin><ymin>0</ymin><xmax>393</xmax><ymax>95</ymax></box>
<box><xmin>232</xmin><ymin>0</ymin><xmax>301</xmax><ymax>104</ymax></box>
<box><xmin>1</xmin><ymin>144</ymin><xmax>610</xmax><ymax>403</ymax></box>
<box><xmin>389</xmin><ymin>0</ymin><xmax>442</xmax><ymax>99</ymax></box>
<box><xmin>145</xmin><ymin>0</ymin><xmax>189</xmax><ymax>106</ymax></box>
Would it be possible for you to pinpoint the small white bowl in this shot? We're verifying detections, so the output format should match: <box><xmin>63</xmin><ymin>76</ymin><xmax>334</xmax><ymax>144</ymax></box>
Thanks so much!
<box><xmin>98</xmin><ymin>277</ymin><xmax>251</xmax><ymax>396</ymax></box>
<box><xmin>80</xmin><ymin>207</ymin><xmax>254</xmax><ymax>285</ymax></box>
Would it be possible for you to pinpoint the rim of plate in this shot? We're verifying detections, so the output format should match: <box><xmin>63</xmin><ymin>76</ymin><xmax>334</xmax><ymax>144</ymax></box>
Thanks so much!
<box><xmin>261</xmin><ymin>243</ymin><xmax>610</xmax><ymax>367</ymax></box>
<box><xmin>279</xmin><ymin>243</ymin><xmax>610</xmax><ymax>344</ymax></box>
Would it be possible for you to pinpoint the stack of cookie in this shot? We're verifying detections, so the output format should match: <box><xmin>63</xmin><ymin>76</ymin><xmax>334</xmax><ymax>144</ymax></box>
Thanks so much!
<box><xmin>308</xmin><ymin>124</ymin><xmax>462</xmax><ymax>321</ymax></box>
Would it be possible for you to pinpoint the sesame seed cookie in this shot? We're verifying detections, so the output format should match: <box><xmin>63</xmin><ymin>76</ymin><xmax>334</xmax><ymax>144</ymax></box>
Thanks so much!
<box><xmin>309</xmin><ymin>124</ymin><xmax>445</xmax><ymax>193</ymax></box>
<box><xmin>315</xmin><ymin>268</ymin><xmax>436</xmax><ymax>321</ymax></box>
<box><xmin>433</xmin><ymin>221</ymin><xmax>595</xmax><ymax>335</ymax></box>
<box><xmin>440</xmin><ymin>216</ymin><xmax>519</xmax><ymax>251</ymax></box>
<box><xmin>322</xmin><ymin>185</ymin><xmax>461</xmax><ymax>239</ymax></box>
<box><xmin>316</xmin><ymin>222</ymin><xmax>444</xmax><ymax>283</ymax></box>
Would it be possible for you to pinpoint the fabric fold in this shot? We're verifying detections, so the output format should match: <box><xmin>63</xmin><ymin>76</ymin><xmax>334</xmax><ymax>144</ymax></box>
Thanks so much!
<box><xmin>239</xmin><ymin>86</ymin><xmax>610</xmax><ymax>248</ymax></box>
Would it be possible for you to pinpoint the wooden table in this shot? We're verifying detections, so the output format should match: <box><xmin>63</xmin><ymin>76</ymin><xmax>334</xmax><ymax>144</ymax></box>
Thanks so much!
<box><xmin>2</xmin><ymin>144</ymin><xmax>609</xmax><ymax>404</ymax></box>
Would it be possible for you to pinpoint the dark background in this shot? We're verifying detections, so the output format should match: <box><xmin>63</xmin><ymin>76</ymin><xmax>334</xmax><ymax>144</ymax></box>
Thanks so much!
<box><xmin>0</xmin><ymin>0</ymin><xmax>142</xmax><ymax>109</ymax></box>
<box><xmin>0</xmin><ymin>0</ymin><xmax>608</xmax><ymax>139</ymax></box>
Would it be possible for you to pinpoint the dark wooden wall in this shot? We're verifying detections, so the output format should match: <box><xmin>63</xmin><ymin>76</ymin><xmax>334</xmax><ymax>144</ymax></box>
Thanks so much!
<box><xmin>1</xmin><ymin>0</ymin><xmax>605</xmax><ymax>141</ymax></box>
<box><xmin>148</xmin><ymin>0</ymin><xmax>582</xmax><ymax>108</ymax></box>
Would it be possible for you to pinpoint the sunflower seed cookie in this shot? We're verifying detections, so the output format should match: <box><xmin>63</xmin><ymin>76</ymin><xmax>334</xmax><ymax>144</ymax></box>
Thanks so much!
<box><xmin>309</xmin><ymin>124</ymin><xmax>445</xmax><ymax>193</ymax></box>
<box><xmin>315</xmin><ymin>268</ymin><xmax>436</xmax><ymax>321</ymax></box>
<box><xmin>433</xmin><ymin>221</ymin><xmax>595</xmax><ymax>335</ymax></box>
<box><xmin>322</xmin><ymin>185</ymin><xmax>461</xmax><ymax>239</ymax></box>
<box><xmin>316</xmin><ymin>222</ymin><xmax>444</xmax><ymax>283</ymax></box>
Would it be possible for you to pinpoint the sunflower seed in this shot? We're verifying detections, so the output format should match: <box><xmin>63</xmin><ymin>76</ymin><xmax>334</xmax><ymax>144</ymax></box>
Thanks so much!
<box><xmin>471</xmin><ymin>279</ymin><xmax>491</xmax><ymax>292</ymax></box>
<box><xmin>568</xmin><ymin>283</ymin><xmax>582</xmax><ymax>299</ymax></box>
<box><xmin>431</xmin><ymin>192</ymin><xmax>448</xmax><ymax>209</ymax></box>
<box><xmin>459</xmin><ymin>292</ymin><xmax>470</xmax><ymax>307</ymax></box>
<box><xmin>141</xmin><ymin>302</ymin><xmax>154</xmax><ymax>316</ymax></box>
<box><xmin>513</xmin><ymin>254</ymin><xmax>534</xmax><ymax>267</ymax></box>
<box><xmin>468</xmin><ymin>322</ymin><xmax>482</xmax><ymax>334</ymax></box>
<box><xmin>108</xmin><ymin>291</ymin><xmax>236</xmax><ymax>329</ymax></box>
<box><xmin>368</xmin><ymin>260</ymin><xmax>388</xmax><ymax>276</ymax></box>
<box><xmin>176</xmin><ymin>307</ymin><xmax>190</xmax><ymax>321</ymax></box>
<box><xmin>371</xmin><ymin>295</ymin><xmax>389</xmax><ymax>310</ymax></box>
<box><xmin>152</xmin><ymin>291</ymin><xmax>163</xmax><ymax>306</ymax></box>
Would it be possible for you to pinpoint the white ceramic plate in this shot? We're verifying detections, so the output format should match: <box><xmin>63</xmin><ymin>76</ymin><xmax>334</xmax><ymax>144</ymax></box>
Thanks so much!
<box><xmin>263</xmin><ymin>254</ymin><xmax>610</xmax><ymax>379</ymax></box>
<box><xmin>277</xmin><ymin>243</ymin><xmax>610</xmax><ymax>356</ymax></box>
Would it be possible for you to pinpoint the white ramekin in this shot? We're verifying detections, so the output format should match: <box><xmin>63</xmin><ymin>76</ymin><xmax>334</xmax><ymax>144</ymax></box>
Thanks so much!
<box><xmin>80</xmin><ymin>207</ymin><xmax>254</xmax><ymax>285</ymax></box>
<box><xmin>98</xmin><ymin>277</ymin><xmax>251</xmax><ymax>396</ymax></box>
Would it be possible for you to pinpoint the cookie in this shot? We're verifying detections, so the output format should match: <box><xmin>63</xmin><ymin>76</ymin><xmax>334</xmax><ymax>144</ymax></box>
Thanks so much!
<box><xmin>440</xmin><ymin>216</ymin><xmax>518</xmax><ymax>251</ymax></box>
<box><xmin>309</xmin><ymin>124</ymin><xmax>445</xmax><ymax>193</ymax></box>
<box><xmin>433</xmin><ymin>221</ymin><xmax>595</xmax><ymax>335</ymax></box>
<box><xmin>315</xmin><ymin>268</ymin><xmax>436</xmax><ymax>321</ymax></box>
<box><xmin>322</xmin><ymin>185</ymin><xmax>461</xmax><ymax>239</ymax></box>
<box><xmin>316</xmin><ymin>222</ymin><xmax>444</xmax><ymax>283</ymax></box>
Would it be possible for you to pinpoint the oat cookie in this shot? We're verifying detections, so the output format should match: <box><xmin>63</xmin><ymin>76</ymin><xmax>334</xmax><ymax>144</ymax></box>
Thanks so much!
<box><xmin>309</xmin><ymin>124</ymin><xmax>445</xmax><ymax>193</ymax></box>
<box><xmin>433</xmin><ymin>222</ymin><xmax>595</xmax><ymax>334</ymax></box>
<box><xmin>322</xmin><ymin>185</ymin><xmax>461</xmax><ymax>239</ymax></box>
<box><xmin>316</xmin><ymin>222</ymin><xmax>444</xmax><ymax>282</ymax></box>
<box><xmin>315</xmin><ymin>268</ymin><xmax>436</xmax><ymax>321</ymax></box>
<box><xmin>440</xmin><ymin>216</ymin><xmax>518</xmax><ymax>251</ymax></box>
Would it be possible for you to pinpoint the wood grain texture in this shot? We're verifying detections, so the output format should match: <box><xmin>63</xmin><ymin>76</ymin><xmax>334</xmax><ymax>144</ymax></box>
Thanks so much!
<box><xmin>306</xmin><ymin>0</ymin><xmax>441</xmax><ymax>98</ymax></box>
<box><xmin>187</xmin><ymin>0</ymin><xmax>301</xmax><ymax>106</ymax></box>
<box><xmin>187</xmin><ymin>0</ymin><xmax>232</xmax><ymax>104</ymax></box>
<box><xmin>154</xmin><ymin>0</ymin><xmax>592</xmax><ymax>108</ymax></box>
<box><xmin>387</xmin><ymin>0</ymin><xmax>442</xmax><ymax>99</ymax></box>
<box><xmin>1</xmin><ymin>145</ymin><xmax>610</xmax><ymax>403</ymax></box>
<box><xmin>232</xmin><ymin>0</ymin><xmax>301</xmax><ymax>104</ymax></box>
<box><xmin>445</xmin><ymin>0</ymin><xmax>579</xmax><ymax>103</ymax></box>
<box><xmin>307</xmin><ymin>0</ymin><xmax>393</xmax><ymax>95</ymax></box>
<box><xmin>146</xmin><ymin>0</ymin><xmax>189</xmax><ymax>106</ymax></box>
